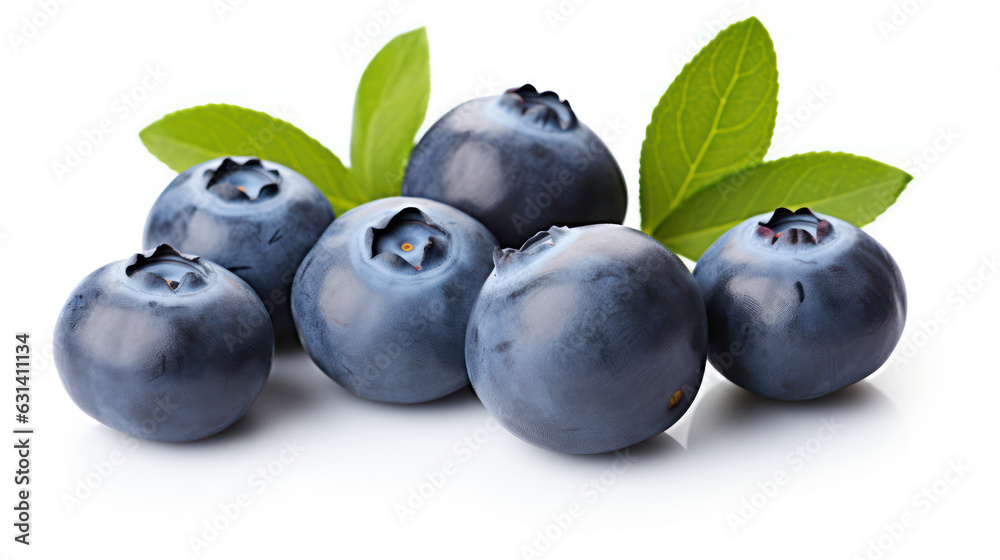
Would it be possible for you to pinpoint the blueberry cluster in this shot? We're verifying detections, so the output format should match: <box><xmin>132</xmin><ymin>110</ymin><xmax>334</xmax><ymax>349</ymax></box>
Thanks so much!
<box><xmin>54</xmin><ymin>86</ymin><xmax>906</xmax><ymax>451</ymax></box>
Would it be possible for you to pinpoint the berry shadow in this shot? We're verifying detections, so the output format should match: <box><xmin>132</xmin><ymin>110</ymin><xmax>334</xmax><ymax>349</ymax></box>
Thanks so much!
<box><xmin>683</xmin><ymin>375</ymin><xmax>905</xmax><ymax>466</ymax></box>
<box><xmin>532</xmin><ymin>431</ymin><xmax>684</xmax><ymax>470</ymax></box>
<box><xmin>187</xmin><ymin>348</ymin><xmax>342</xmax><ymax>445</ymax></box>
<box><xmin>365</xmin><ymin>384</ymin><xmax>485</xmax><ymax>414</ymax></box>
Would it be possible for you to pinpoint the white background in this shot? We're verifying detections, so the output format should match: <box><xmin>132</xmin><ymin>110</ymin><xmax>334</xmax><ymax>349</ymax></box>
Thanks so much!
<box><xmin>3</xmin><ymin>0</ymin><xmax>998</xmax><ymax>558</ymax></box>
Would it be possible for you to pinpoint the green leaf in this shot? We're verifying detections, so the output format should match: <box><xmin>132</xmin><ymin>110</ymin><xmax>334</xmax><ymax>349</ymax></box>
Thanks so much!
<box><xmin>351</xmin><ymin>27</ymin><xmax>430</xmax><ymax>199</ymax></box>
<box><xmin>653</xmin><ymin>152</ymin><xmax>912</xmax><ymax>260</ymax></box>
<box><xmin>640</xmin><ymin>16</ymin><xmax>778</xmax><ymax>234</ymax></box>
<box><xmin>140</xmin><ymin>103</ymin><xmax>362</xmax><ymax>215</ymax></box>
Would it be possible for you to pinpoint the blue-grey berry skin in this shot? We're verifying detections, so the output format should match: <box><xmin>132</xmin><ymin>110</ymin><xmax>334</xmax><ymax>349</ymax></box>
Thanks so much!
<box><xmin>143</xmin><ymin>156</ymin><xmax>335</xmax><ymax>340</ymax></box>
<box><xmin>466</xmin><ymin>224</ymin><xmax>708</xmax><ymax>455</ymax></box>
<box><xmin>693</xmin><ymin>208</ymin><xmax>907</xmax><ymax>401</ymax></box>
<box><xmin>401</xmin><ymin>84</ymin><xmax>627</xmax><ymax>249</ymax></box>
<box><xmin>291</xmin><ymin>197</ymin><xmax>498</xmax><ymax>404</ymax></box>
<box><xmin>54</xmin><ymin>245</ymin><xmax>274</xmax><ymax>443</ymax></box>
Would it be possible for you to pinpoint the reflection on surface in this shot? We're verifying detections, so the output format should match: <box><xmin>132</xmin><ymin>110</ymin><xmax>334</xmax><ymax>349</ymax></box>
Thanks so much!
<box><xmin>681</xmin><ymin>375</ymin><xmax>906</xmax><ymax>476</ymax></box>
<box><xmin>64</xmin><ymin>354</ymin><xmax>909</xmax><ymax>533</ymax></box>
<box><xmin>536</xmin><ymin>431</ymin><xmax>684</xmax><ymax>469</ymax></box>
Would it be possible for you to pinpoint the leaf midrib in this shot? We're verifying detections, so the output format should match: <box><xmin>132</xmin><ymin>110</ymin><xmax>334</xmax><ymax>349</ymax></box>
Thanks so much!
<box><xmin>666</xmin><ymin>22</ymin><xmax>757</xmax><ymax>215</ymax></box>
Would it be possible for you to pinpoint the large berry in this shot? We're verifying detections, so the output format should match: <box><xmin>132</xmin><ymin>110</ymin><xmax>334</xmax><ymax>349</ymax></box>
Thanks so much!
<box><xmin>401</xmin><ymin>84</ymin><xmax>627</xmax><ymax>248</ymax></box>
<box><xmin>291</xmin><ymin>197</ymin><xmax>497</xmax><ymax>404</ymax></box>
<box><xmin>54</xmin><ymin>245</ymin><xmax>273</xmax><ymax>442</ymax></box>
<box><xmin>143</xmin><ymin>156</ymin><xmax>335</xmax><ymax>340</ymax></box>
<box><xmin>693</xmin><ymin>208</ymin><xmax>907</xmax><ymax>400</ymax></box>
<box><xmin>466</xmin><ymin>225</ymin><xmax>708</xmax><ymax>454</ymax></box>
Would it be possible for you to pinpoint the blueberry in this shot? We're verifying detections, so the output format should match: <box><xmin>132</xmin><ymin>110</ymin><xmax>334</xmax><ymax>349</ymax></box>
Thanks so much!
<box><xmin>466</xmin><ymin>225</ymin><xmax>708</xmax><ymax>454</ymax></box>
<box><xmin>291</xmin><ymin>197</ymin><xmax>497</xmax><ymax>403</ymax></box>
<box><xmin>54</xmin><ymin>245</ymin><xmax>274</xmax><ymax>442</ymax></box>
<box><xmin>693</xmin><ymin>208</ymin><xmax>907</xmax><ymax>400</ymax></box>
<box><xmin>401</xmin><ymin>84</ymin><xmax>627</xmax><ymax>248</ymax></box>
<box><xmin>143</xmin><ymin>156</ymin><xmax>335</xmax><ymax>340</ymax></box>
